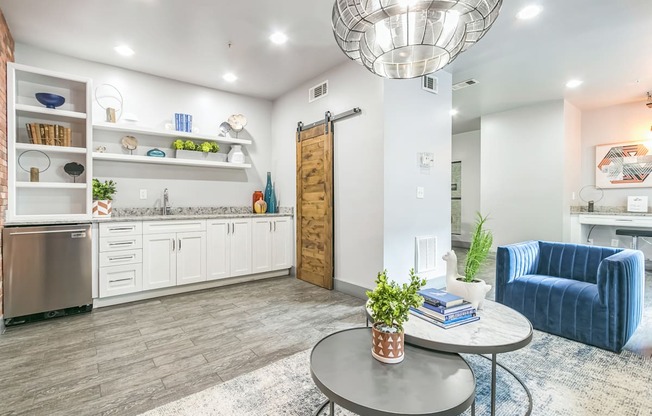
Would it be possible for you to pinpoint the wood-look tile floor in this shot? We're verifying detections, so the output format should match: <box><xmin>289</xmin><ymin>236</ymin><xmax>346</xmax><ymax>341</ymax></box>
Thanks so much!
<box><xmin>0</xmin><ymin>277</ymin><xmax>366</xmax><ymax>416</ymax></box>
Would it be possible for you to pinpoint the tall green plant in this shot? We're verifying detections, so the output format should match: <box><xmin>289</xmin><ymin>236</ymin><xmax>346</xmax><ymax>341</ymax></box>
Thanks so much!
<box><xmin>463</xmin><ymin>213</ymin><xmax>493</xmax><ymax>282</ymax></box>
<box><xmin>366</xmin><ymin>269</ymin><xmax>426</xmax><ymax>332</ymax></box>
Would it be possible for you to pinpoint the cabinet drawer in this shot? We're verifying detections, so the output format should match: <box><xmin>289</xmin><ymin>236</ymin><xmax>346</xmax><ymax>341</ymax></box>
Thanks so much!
<box><xmin>99</xmin><ymin>235</ymin><xmax>143</xmax><ymax>252</ymax></box>
<box><xmin>99</xmin><ymin>249</ymin><xmax>142</xmax><ymax>267</ymax></box>
<box><xmin>100</xmin><ymin>222</ymin><xmax>142</xmax><ymax>237</ymax></box>
<box><xmin>143</xmin><ymin>220</ymin><xmax>206</xmax><ymax>234</ymax></box>
<box><xmin>99</xmin><ymin>264</ymin><xmax>143</xmax><ymax>298</ymax></box>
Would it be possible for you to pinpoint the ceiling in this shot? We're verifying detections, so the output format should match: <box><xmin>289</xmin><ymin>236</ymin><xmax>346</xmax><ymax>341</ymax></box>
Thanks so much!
<box><xmin>1</xmin><ymin>0</ymin><xmax>651</xmax><ymax>133</ymax></box>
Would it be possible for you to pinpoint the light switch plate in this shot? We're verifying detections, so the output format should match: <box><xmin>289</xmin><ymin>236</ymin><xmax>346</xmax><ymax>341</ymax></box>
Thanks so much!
<box><xmin>416</xmin><ymin>187</ymin><xmax>425</xmax><ymax>199</ymax></box>
<box><xmin>139</xmin><ymin>189</ymin><xmax>147</xmax><ymax>199</ymax></box>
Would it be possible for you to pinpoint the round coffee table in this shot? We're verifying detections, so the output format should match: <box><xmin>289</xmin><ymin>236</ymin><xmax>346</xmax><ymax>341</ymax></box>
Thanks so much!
<box><xmin>310</xmin><ymin>327</ymin><xmax>476</xmax><ymax>416</ymax></box>
<box><xmin>366</xmin><ymin>300</ymin><xmax>533</xmax><ymax>416</ymax></box>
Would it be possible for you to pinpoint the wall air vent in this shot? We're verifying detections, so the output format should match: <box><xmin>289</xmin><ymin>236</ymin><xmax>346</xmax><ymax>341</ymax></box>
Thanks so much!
<box><xmin>452</xmin><ymin>78</ymin><xmax>479</xmax><ymax>91</ymax></box>
<box><xmin>309</xmin><ymin>80</ymin><xmax>328</xmax><ymax>103</ymax></box>
<box><xmin>422</xmin><ymin>75</ymin><xmax>438</xmax><ymax>94</ymax></box>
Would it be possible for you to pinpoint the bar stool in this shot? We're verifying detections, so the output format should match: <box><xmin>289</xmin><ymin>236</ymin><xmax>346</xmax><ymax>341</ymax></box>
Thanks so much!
<box><xmin>615</xmin><ymin>229</ymin><xmax>652</xmax><ymax>250</ymax></box>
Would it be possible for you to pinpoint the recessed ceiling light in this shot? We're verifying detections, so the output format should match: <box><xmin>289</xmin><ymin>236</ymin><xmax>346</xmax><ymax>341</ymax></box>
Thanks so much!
<box><xmin>566</xmin><ymin>79</ymin><xmax>583</xmax><ymax>88</ymax></box>
<box><xmin>270</xmin><ymin>32</ymin><xmax>288</xmax><ymax>45</ymax></box>
<box><xmin>223</xmin><ymin>73</ymin><xmax>238</xmax><ymax>83</ymax></box>
<box><xmin>450</xmin><ymin>109</ymin><xmax>459</xmax><ymax>116</ymax></box>
<box><xmin>516</xmin><ymin>5</ymin><xmax>542</xmax><ymax>20</ymax></box>
<box><xmin>114</xmin><ymin>45</ymin><xmax>135</xmax><ymax>57</ymax></box>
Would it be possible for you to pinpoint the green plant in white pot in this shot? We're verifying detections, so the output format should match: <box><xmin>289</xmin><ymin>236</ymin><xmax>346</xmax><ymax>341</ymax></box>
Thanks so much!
<box><xmin>443</xmin><ymin>213</ymin><xmax>493</xmax><ymax>309</ymax></box>
<box><xmin>92</xmin><ymin>179</ymin><xmax>117</xmax><ymax>217</ymax></box>
<box><xmin>366</xmin><ymin>269</ymin><xmax>426</xmax><ymax>364</ymax></box>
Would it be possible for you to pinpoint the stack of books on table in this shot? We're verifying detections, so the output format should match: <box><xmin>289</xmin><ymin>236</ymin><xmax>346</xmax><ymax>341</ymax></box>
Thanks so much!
<box><xmin>409</xmin><ymin>288</ymin><xmax>479</xmax><ymax>329</ymax></box>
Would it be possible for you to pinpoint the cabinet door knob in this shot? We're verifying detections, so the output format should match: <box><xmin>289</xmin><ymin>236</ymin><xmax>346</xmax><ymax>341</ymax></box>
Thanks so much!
<box><xmin>172</xmin><ymin>238</ymin><xmax>175</xmax><ymax>251</ymax></box>
<box><xmin>178</xmin><ymin>239</ymin><xmax>182</xmax><ymax>251</ymax></box>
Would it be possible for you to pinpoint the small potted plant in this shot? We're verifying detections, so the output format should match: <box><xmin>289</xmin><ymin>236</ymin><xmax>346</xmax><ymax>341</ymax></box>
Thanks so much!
<box><xmin>366</xmin><ymin>269</ymin><xmax>426</xmax><ymax>364</ymax></box>
<box><xmin>445</xmin><ymin>213</ymin><xmax>493</xmax><ymax>309</ymax></box>
<box><xmin>205</xmin><ymin>142</ymin><xmax>225</xmax><ymax>162</ymax></box>
<box><xmin>172</xmin><ymin>139</ymin><xmax>202</xmax><ymax>160</ymax></box>
<box><xmin>92</xmin><ymin>178</ymin><xmax>117</xmax><ymax>217</ymax></box>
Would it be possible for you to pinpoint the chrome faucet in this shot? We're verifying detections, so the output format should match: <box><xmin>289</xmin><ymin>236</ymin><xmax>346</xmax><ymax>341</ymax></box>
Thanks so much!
<box><xmin>163</xmin><ymin>188</ymin><xmax>171</xmax><ymax>215</ymax></box>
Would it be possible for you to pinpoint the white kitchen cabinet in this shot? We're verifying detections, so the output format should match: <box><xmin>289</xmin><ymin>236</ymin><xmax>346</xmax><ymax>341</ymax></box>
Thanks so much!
<box><xmin>143</xmin><ymin>233</ymin><xmax>177</xmax><ymax>290</ymax></box>
<box><xmin>252</xmin><ymin>218</ymin><xmax>273</xmax><ymax>273</ymax></box>
<box><xmin>100</xmin><ymin>264</ymin><xmax>143</xmax><ymax>298</ymax></box>
<box><xmin>206</xmin><ymin>218</ymin><xmax>252</xmax><ymax>280</ymax></box>
<box><xmin>99</xmin><ymin>222</ymin><xmax>143</xmax><ymax>298</ymax></box>
<box><xmin>271</xmin><ymin>217</ymin><xmax>293</xmax><ymax>270</ymax></box>
<box><xmin>176</xmin><ymin>231</ymin><xmax>207</xmax><ymax>285</ymax></box>
<box><xmin>143</xmin><ymin>223</ymin><xmax>208</xmax><ymax>288</ymax></box>
<box><xmin>252</xmin><ymin>216</ymin><xmax>294</xmax><ymax>273</ymax></box>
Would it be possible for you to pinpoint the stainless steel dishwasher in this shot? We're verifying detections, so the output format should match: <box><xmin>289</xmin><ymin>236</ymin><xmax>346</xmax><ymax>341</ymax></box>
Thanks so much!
<box><xmin>3</xmin><ymin>223</ymin><xmax>92</xmax><ymax>324</ymax></box>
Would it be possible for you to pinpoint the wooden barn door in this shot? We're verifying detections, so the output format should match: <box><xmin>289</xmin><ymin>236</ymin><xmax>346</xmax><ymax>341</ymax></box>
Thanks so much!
<box><xmin>296</xmin><ymin>123</ymin><xmax>334</xmax><ymax>289</ymax></box>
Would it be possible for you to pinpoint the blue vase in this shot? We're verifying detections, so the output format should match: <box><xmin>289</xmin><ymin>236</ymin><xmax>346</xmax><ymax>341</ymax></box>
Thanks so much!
<box><xmin>269</xmin><ymin>185</ymin><xmax>277</xmax><ymax>214</ymax></box>
<box><xmin>264</xmin><ymin>172</ymin><xmax>273</xmax><ymax>212</ymax></box>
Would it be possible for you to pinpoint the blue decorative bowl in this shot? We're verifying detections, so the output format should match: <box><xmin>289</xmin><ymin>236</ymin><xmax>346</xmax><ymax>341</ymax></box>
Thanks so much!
<box><xmin>35</xmin><ymin>93</ymin><xmax>65</xmax><ymax>109</ymax></box>
<box><xmin>147</xmin><ymin>148</ymin><xmax>166</xmax><ymax>157</ymax></box>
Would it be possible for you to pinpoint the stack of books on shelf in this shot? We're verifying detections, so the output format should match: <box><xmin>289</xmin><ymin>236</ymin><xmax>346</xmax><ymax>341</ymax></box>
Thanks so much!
<box><xmin>410</xmin><ymin>288</ymin><xmax>479</xmax><ymax>329</ymax></box>
<box><xmin>25</xmin><ymin>123</ymin><xmax>72</xmax><ymax>147</ymax></box>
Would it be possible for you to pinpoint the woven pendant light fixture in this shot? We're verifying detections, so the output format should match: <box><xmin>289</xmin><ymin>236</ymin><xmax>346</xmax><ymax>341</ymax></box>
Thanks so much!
<box><xmin>332</xmin><ymin>0</ymin><xmax>502</xmax><ymax>79</ymax></box>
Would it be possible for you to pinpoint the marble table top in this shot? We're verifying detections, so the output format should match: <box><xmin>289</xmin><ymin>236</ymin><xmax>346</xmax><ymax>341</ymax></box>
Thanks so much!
<box><xmin>367</xmin><ymin>299</ymin><xmax>533</xmax><ymax>354</ymax></box>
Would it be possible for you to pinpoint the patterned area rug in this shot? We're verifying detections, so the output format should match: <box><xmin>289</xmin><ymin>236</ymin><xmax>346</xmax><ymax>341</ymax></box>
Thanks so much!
<box><xmin>142</xmin><ymin>330</ymin><xmax>652</xmax><ymax>416</ymax></box>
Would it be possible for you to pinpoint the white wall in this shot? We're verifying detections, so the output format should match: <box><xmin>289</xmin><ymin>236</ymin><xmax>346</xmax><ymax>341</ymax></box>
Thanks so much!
<box><xmin>562</xmin><ymin>102</ymin><xmax>582</xmax><ymax>241</ymax></box>
<box><xmin>15</xmin><ymin>43</ymin><xmax>273</xmax><ymax>209</ymax></box>
<box><xmin>271</xmin><ymin>62</ymin><xmax>385</xmax><ymax>292</ymax></box>
<box><xmin>451</xmin><ymin>130</ymin><xmax>481</xmax><ymax>243</ymax></box>
<box><xmin>383</xmin><ymin>75</ymin><xmax>452</xmax><ymax>284</ymax></box>
<box><xmin>481</xmin><ymin>100</ymin><xmax>566</xmax><ymax>247</ymax></box>
<box><xmin>581</xmin><ymin>101</ymin><xmax>652</xmax><ymax>208</ymax></box>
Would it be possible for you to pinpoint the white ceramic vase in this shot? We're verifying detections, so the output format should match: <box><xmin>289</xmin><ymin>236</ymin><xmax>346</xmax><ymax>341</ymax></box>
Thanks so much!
<box><xmin>228</xmin><ymin>145</ymin><xmax>245</xmax><ymax>164</ymax></box>
<box><xmin>447</xmin><ymin>278</ymin><xmax>491</xmax><ymax>310</ymax></box>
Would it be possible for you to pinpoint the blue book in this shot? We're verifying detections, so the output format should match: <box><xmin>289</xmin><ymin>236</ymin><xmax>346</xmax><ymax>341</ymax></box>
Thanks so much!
<box><xmin>418</xmin><ymin>288</ymin><xmax>464</xmax><ymax>307</ymax></box>
<box><xmin>175</xmin><ymin>113</ymin><xmax>180</xmax><ymax>131</ymax></box>
<box><xmin>410</xmin><ymin>309</ymin><xmax>480</xmax><ymax>329</ymax></box>
<box><xmin>187</xmin><ymin>114</ymin><xmax>192</xmax><ymax>132</ymax></box>
<box><xmin>416</xmin><ymin>305</ymin><xmax>476</xmax><ymax>322</ymax></box>
<box><xmin>181</xmin><ymin>114</ymin><xmax>187</xmax><ymax>132</ymax></box>
<box><xmin>422</xmin><ymin>301</ymin><xmax>472</xmax><ymax>315</ymax></box>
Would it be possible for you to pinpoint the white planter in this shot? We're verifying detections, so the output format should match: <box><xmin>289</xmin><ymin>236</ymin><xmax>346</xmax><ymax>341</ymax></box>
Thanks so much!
<box><xmin>175</xmin><ymin>149</ymin><xmax>203</xmax><ymax>160</ymax></box>
<box><xmin>93</xmin><ymin>199</ymin><xmax>112</xmax><ymax>217</ymax></box>
<box><xmin>447</xmin><ymin>278</ymin><xmax>491</xmax><ymax>310</ymax></box>
<box><xmin>206</xmin><ymin>153</ymin><xmax>227</xmax><ymax>162</ymax></box>
<box><xmin>228</xmin><ymin>145</ymin><xmax>245</xmax><ymax>164</ymax></box>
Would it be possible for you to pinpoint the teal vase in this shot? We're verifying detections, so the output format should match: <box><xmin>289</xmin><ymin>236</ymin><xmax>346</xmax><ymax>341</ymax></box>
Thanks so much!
<box><xmin>264</xmin><ymin>172</ymin><xmax>273</xmax><ymax>212</ymax></box>
<box><xmin>269</xmin><ymin>185</ymin><xmax>277</xmax><ymax>214</ymax></box>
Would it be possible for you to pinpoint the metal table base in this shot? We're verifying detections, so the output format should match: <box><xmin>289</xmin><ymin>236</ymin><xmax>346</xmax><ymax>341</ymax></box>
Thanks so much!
<box><xmin>313</xmin><ymin>399</ymin><xmax>334</xmax><ymax>416</ymax></box>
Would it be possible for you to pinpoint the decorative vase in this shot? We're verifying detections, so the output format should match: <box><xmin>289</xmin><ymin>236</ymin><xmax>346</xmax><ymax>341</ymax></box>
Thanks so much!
<box><xmin>443</xmin><ymin>250</ymin><xmax>491</xmax><ymax>309</ymax></box>
<box><xmin>227</xmin><ymin>145</ymin><xmax>245</xmax><ymax>163</ymax></box>
<box><xmin>371</xmin><ymin>324</ymin><xmax>404</xmax><ymax>364</ymax></box>
<box><xmin>252</xmin><ymin>191</ymin><xmax>264</xmax><ymax>212</ymax></box>
<box><xmin>264</xmin><ymin>172</ymin><xmax>273</xmax><ymax>209</ymax></box>
<box><xmin>93</xmin><ymin>199</ymin><xmax>112</xmax><ymax>217</ymax></box>
<box><xmin>268</xmin><ymin>186</ymin><xmax>277</xmax><ymax>214</ymax></box>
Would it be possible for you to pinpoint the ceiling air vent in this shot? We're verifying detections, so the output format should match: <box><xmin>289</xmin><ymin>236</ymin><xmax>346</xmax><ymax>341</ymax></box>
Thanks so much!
<box><xmin>422</xmin><ymin>75</ymin><xmax>438</xmax><ymax>94</ymax></box>
<box><xmin>452</xmin><ymin>79</ymin><xmax>479</xmax><ymax>91</ymax></box>
<box><xmin>309</xmin><ymin>80</ymin><xmax>328</xmax><ymax>103</ymax></box>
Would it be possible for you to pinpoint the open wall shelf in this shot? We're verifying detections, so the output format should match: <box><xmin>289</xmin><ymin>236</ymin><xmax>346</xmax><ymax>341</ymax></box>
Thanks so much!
<box><xmin>93</xmin><ymin>122</ymin><xmax>252</xmax><ymax>145</ymax></box>
<box><xmin>92</xmin><ymin>152</ymin><xmax>251</xmax><ymax>169</ymax></box>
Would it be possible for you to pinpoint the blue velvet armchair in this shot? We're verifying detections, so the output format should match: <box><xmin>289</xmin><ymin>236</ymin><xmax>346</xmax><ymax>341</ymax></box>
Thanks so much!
<box><xmin>496</xmin><ymin>241</ymin><xmax>645</xmax><ymax>352</ymax></box>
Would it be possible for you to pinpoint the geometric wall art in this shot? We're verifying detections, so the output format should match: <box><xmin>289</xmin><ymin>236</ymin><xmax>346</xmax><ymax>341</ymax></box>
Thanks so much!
<box><xmin>595</xmin><ymin>141</ymin><xmax>652</xmax><ymax>188</ymax></box>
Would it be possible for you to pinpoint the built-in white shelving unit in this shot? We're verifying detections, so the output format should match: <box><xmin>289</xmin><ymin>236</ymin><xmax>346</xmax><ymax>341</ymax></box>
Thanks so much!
<box><xmin>7</xmin><ymin>63</ymin><xmax>93</xmax><ymax>223</ymax></box>
<box><xmin>93</xmin><ymin>122</ymin><xmax>252</xmax><ymax>145</ymax></box>
<box><xmin>92</xmin><ymin>153</ymin><xmax>251</xmax><ymax>169</ymax></box>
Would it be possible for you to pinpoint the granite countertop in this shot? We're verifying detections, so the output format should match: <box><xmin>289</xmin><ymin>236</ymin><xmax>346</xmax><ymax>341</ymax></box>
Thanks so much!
<box><xmin>94</xmin><ymin>212</ymin><xmax>292</xmax><ymax>223</ymax></box>
<box><xmin>5</xmin><ymin>206</ymin><xmax>293</xmax><ymax>226</ymax></box>
<box><xmin>570</xmin><ymin>206</ymin><xmax>652</xmax><ymax>217</ymax></box>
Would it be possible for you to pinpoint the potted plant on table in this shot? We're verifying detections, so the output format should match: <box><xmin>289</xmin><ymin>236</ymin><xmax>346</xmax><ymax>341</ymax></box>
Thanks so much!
<box><xmin>92</xmin><ymin>179</ymin><xmax>117</xmax><ymax>217</ymax></box>
<box><xmin>366</xmin><ymin>269</ymin><xmax>426</xmax><ymax>364</ymax></box>
<box><xmin>444</xmin><ymin>213</ymin><xmax>493</xmax><ymax>309</ymax></box>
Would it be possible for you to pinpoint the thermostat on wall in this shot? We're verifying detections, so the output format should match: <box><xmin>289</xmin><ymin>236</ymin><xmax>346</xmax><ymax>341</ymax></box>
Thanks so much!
<box><xmin>627</xmin><ymin>196</ymin><xmax>648</xmax><ymax>213</ymax></box>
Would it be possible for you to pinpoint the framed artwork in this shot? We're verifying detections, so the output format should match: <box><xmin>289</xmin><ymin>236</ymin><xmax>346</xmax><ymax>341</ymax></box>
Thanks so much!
<box><xmin>595</xmin><ymin>141</ymin><xmax>652</xmax><ymax>188</ymax></box>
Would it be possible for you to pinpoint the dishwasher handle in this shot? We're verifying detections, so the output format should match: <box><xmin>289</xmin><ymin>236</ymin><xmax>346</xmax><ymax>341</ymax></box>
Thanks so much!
<box><xmin>9</xmin><ymin>229</ymin><xmax>88</xmax><ymax>236</ymax></box>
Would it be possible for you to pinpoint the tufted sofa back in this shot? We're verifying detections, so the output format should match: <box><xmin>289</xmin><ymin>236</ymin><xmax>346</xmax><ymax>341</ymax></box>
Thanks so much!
<box><xmin>536</xmin><ymin>242</ymin><xmax>621</xmax><ymax>284</ymax></box>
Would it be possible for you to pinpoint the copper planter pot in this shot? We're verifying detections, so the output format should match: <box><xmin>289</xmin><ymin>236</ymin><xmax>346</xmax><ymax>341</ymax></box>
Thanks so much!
<box><xmin>371</xmin><ymin>323</ymin><xmax>404</xmax><ymax>364</ymax></box>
